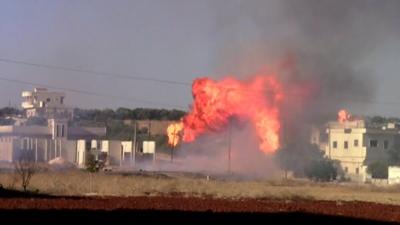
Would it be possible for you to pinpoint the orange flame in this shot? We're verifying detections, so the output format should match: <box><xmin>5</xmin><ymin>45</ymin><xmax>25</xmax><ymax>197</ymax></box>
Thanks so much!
<box><xmin>338</xmin><ymin>109</ymin><xmax>350</xmax><ymax>123</ymax></box>
<box><xmin>167</xmin><ymin>74</ymin><xmax>284</xmax><ymax>154</ymax></box>
<box><xmin>167</xmin><ymin>122</ymin><xmax>183</xmax><ymax>147</ymax></box>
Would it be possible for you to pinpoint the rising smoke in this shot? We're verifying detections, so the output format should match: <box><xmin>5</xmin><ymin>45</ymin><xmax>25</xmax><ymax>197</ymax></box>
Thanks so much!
<box><xmin>215</xmin><ymin>0</ymin><xmax>399</xmax><ymax>123</ymax></box>
<box><xmin>163</xmin><ymin>0</ymin><xmax>400</xmax><ymax>177</ymax></box>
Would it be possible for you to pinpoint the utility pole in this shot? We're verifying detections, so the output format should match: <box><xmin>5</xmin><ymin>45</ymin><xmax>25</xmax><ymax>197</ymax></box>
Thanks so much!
<box><xmin>132</xmin><ymin>121</ymin><xmax>137</xmax><ymax>167</ymax></box>
<box><xmin>148</xmin><ymin>120</ymin><xmax>151</xmax><ymax>139</ymax></box>
<box><xmin>228</xmin><ymin>123</ymin><xmax>232</xmax><ymax>173</ymax></box>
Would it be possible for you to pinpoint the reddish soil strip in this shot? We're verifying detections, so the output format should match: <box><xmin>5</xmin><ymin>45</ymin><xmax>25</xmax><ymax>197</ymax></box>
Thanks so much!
<box><xmin>0</xmin><ymin>196</ymin><xmax>399</xmax><ymax>223</ymax></box>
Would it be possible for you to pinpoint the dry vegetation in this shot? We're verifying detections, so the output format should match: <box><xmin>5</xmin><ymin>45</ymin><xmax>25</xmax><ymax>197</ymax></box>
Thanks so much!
<box><xmin>1</xmin><ymin>170</ymin><xmax>400</xmax><ymax>205</ymax></box>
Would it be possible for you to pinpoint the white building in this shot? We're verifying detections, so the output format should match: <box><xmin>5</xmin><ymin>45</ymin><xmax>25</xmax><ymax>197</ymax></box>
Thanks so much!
<box><xmin>22</xmin><ymin>88</ymin><xmax>73</xmax><ymax>119</ymax></box>
<box><xmin>76</xmin><ymin>140</ymin><xmax>136</xmax><ymax>168</ymax></box>
<box><xmin>0</xmin><ymin>88</ymin><xmax>157</xmax><ymax>170</ymax></box>
<box><xmin>0</xmin><ymin>88</ymin><xmax>106</xmax><ymax>163</ymax></box>
<box><xmin>0</xmin><ymin>118</ymin><xmax>106</xmax><ymax>163</ymax></box>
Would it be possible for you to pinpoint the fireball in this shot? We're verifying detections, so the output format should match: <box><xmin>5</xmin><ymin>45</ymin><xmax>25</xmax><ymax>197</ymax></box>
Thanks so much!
<box><xmin>167</xmin><ymin>122</ymin><xmax>183</xmax><ymax>147</ymax></box>
<box><xmin>338</xmin><ymin>109</ymin><xmax>351</xmax><ymax>123</ymax></box>
<box><xmin>167</xmin><ymin>73</ymin><xmax>284</xmax><ymax>154</ymax></box>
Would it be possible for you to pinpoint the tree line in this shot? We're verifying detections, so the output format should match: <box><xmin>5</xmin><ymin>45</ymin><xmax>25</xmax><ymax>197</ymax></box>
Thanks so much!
<box><xmin>73</xmin><ymin>107</ymin><xmax>186</xmax><ymax>122</ymax></box>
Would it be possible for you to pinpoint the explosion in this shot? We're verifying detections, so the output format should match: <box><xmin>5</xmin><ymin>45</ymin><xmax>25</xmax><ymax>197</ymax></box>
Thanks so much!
<box><xmin>167</xmin><ymin>122</ymin><xmax>183</xmax><ymax>147</ymax></box>
<box><xmin>338</xmin><ymin>109</ymin><xmax>351</xmax><ymax>123</ymax></box>
<box><xmin>167</xmin><ymin>74</ymin><xmax>284</xmax><ymax>154</ymax></box>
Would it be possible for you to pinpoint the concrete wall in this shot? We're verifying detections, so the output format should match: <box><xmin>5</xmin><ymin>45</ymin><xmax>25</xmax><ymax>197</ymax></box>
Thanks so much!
<box><xmin>0</xmin><ymin>125</ymin><xmax>51</xmax><ymax>136</ymax></box>
<box><xmin>121</xmin><ymin>141</ymin><xmax>132</xmax><ymax>153</ymax></box>
<box><xmin>108</xmin><ymin>140</ymin><xmax>123</xmax><ymax>166</ymax></box>
<box><xmin>61</xmin><ymin>140</ymin><xmax>77</xmax><ymax>163</ymax></box>
<box><xmin>389</xmin><ymin>166</ymin><xmax>400</xmax><ymax>185</ymax></box>
<box><xmin>76</xmin><ymin>139</ymin><xmax>87</xmax><ymax>167</ymax></box>
<box><xmin>0</xmin><ymin>137</ymin><xmax>14</xmax><ymax>162</ymax></box>
<box><xmin>75</xmin><ymin>140</ymin><xmax>132</xmax><ymax>167</ymax></box>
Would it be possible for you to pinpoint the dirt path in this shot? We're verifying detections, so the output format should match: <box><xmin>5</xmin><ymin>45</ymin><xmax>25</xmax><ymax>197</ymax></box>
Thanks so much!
<box><xmin>0</xmin><ymin>196</ymin><xmax>400</xmax><ymax>223</ymax></box>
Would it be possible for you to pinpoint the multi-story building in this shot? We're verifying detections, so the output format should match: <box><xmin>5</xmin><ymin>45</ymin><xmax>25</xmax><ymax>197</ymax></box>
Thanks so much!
<box><xmin>316</xmin><ymin>119</ymin><xmax>400</xmax><ymax>181</ymax></box>
<box><xmin>0</xmin><ymin>88</ymin><xmax>157</xmax><ymax>169</ymax></box>
<box><xmin>0</xmin><ymin>88</ymin><xmax>106</xmax><ymax>164</ymax></box>
<box><xmin>22</xmin><ymin>88</ymin><xmax>73</xmax><ymax>119</ymax></box>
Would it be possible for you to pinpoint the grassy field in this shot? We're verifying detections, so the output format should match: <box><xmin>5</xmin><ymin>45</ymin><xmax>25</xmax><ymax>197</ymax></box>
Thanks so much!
<box><xmin>1</xmin><ymin>170</ymin><xmax>400</xmax><ymax>205</ymax></box>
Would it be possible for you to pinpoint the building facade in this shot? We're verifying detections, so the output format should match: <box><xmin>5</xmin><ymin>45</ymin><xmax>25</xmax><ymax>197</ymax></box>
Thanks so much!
<box><xmin>0</xmin><ymin>118</ymin><xmax>106</xmax><ymax>163</ymax></box>
<box><xmin>22</xmin><ymin>88</ymin><xmax>73</xmax><ymax>119</ymax></box>
<box><xmin>319</xmin><ymin>120</ymin><xmax>400</xmax><ymax>181</ymax></box>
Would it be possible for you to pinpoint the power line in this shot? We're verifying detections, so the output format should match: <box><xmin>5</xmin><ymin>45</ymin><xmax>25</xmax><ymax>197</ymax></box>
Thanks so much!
<box><xmin>0</xmin><ymin>76</ymin><xmax>187</xmax><ymax>110</ymax></box>
<box><xmin>0</xmin><ymin>57</ymin><xmax>192</xmax><ymax>86</ymax></box>
<box><xmin>1</xmin><ymin>57</ymin><xmax>399</xmax><ymax>108</ymax></box>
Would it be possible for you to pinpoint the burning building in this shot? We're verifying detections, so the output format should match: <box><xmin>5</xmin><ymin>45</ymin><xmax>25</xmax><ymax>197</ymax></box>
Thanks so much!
<box><xmin>313</xmin><ymin>110</ymin><xmax>400</xmax><ymax>182</ymax></box>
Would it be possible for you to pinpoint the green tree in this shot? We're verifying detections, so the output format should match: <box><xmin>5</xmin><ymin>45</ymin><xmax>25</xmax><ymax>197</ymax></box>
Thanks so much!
<box><xmin>73</xmin><ymin>107</ymin><xmax>186</xmax><ymax>121</ymax></box>
<box><xmin>115</xmin><ymin>107</ymin><xmax>132</xmax><ymax>120</ymax></box>
<box><xmin>85</xmin><ymin>152</ymin><xmax>98</xmax><ymax>173</ymax></box>
<box><xmin>367</xmin><ymin>161</ymin><xmax>388</xmax><ymax>179</ymax></box>
<box><xmin>305</xmin><ymin>159</ymin><xmax>338</xmax><ymax>181</ymax></box>
<box><xmin>275</xmin><ymin>142</ymin><xmax>325</xmax><ymax>178</ymax></box>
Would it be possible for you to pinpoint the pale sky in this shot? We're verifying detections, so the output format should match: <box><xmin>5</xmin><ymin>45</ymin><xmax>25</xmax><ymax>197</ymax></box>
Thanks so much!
<box><xmin>0</xmin><ymin>0</ymin><xmax>399</xmax><ymax>116</ymax></box>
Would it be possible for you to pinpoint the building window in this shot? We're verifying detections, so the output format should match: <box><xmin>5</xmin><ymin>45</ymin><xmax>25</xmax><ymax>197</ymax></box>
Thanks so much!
<box><xmin>356</xmin><ymin>168</ymin><xmax>359</xmax><ymax>174</ymax></box>
<box><xmin>370</xmin><ymin>140</ymin><xmax>378</xmax><ymax>148</ymax></box>
<box><xmin>61</xmin><ymin>125</ymin><xmax>65</xmax><ymax>137</ymax></box>
<box><xmin>332</xmin><ymin>141</ymin><xmax>337</xmax><ymax>149</ymax></box>
<box><xmin>85</xmin><ymin>141</ymin><xmax>91</xmax><ymax>151</ymax></box>
<box><xmin>60</xmin><ymin>97</ymin><xmax>64</xmax><ymax>104</ymax></box>
<box><xmin>354</xmin><ymin>139</ymin><xmax>359</xmax><ymax>147</ymax></box>
<box><xmin>384</xmin><ymin>140</ymin><xmax>389</xmax><ymax>150</ymax></box>
<box><xmin>56</xmin><ymin>124</ymin><xmax>60</xmax><ymax>137</ymax></box>
<box><xmin>344</xmin><ymin>167</ymin><xmax>348</xmax><ymax>173</ymax></box>
<box><xmin>46</xmin><ymin>98</ymin><xmax>51</xmax><ymax>102</ymax></box>
<box><xmin>344</xmin><ymin>141</ymin><xmax>348</xmax><ymax>149</ymax></box>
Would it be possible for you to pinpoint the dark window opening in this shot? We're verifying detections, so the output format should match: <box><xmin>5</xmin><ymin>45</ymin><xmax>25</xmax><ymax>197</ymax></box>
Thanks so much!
<box><xmin>344</xmin><ymin>141</ymin><xmax>348</xmax><ymax>149</ymax></box>
<box><xmin>354</xmin><ymin>139</ymin><xmax>359</xmax><ymax>147</ymax></box>
<box><xmin>332</xmin><ymin>141</ymin><xmax>337</xmax><ymax>149</ymax></box>
<box><xmin>61</xmin><ymin>125</ymin><xmax>65</xmax><ymax>137</ymax></box>
<box><xmin>370</xmin><ymin>140</ymin><xmax>378</xmax><ymax>148</ymax></box>
<box><xmin>384</xmin><ymin>140</ymin><xmax>389</xmax><ymax>149</ymax></box>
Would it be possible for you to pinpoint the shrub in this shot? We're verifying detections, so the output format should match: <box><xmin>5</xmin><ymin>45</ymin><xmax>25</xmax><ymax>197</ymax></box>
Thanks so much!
<box><xmin>85</xmin><ymin>152</ymin><xmax>98</xmax><ymax>173</ymax></box>
<box><xmin>14</xmin><ymin>151</ymin><xmax>38</xmax><ymax>191</ymax></box>
<box><xmin>367</xmin><ymin>161</ymin><xmax>388</xmax><ymax>179</ymax></box>
<box><xmin>304</xmin><ymin>159</ymin><xmax>337</xmax><ymax>182</ymax></box>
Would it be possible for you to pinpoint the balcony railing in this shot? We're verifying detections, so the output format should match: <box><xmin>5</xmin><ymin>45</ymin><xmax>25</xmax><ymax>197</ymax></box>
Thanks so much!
<box><xmin>21</xmin><ymin>101</ymin><xmax>34</xmax><ymax>109</ymax></box>
<box><xmin>21</xmin><ymin>91</ymin><xmax>33</xmax><ymax>97</ymax></box>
